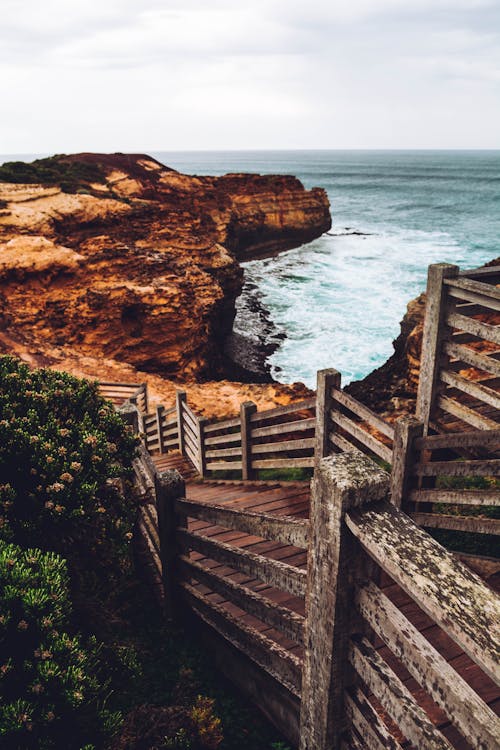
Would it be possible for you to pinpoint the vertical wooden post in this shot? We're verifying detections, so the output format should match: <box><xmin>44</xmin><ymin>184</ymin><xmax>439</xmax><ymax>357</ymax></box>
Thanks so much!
<box><xmin>416</xmin><ymin>263</ymin><xmax>459</xmax><ymax>433</ymax></box>
<box><xmin>299</xmin><ymin>453</ymin><xmax>390</xmax><ymax>750</ymax></box>
<box><xmin>117</xmin><ymin>401</ymin><xmax>140</xmax><ymax>435</ymax></box>
<box><xmin>315</xmin><ymin>368</ymin><xmax>341</xmax><ymax>468</ymax></box>
<box><xmin>390</xmin><ymin>417</ymin><xmax>424</xmax><ymax>509</ymax></box>
<box><xmin>129</xmin><ymin>396</ymin><xmax>145</xmax><ymax>443</ymax></box>
<box><xmin>141</xmin><ymin>383</ymin><xmax>149</xmax><ymax>415</ymax></box>
<box><xmin>240</xmin><ymin>401</ymin><xmax>257</xmax><ymax>481</ymax></box>
<box><xmin>196</xmin><ymin>416</ymin><xmax>208</xmax><ymax>478</ymax></box>
<box><xmin>175</xmin><ymin>390</ymin><xmax>187</xmax><ymax>457</ymax></box>
<box><xmin>155</xmin><ymin>468</ymin><xmax>185</xmax><ymax>621</ymax></box>
<box><xmin>156</xmin><ymin>405</ymin><xmax>165</xmax><ymax>454</ymax></box>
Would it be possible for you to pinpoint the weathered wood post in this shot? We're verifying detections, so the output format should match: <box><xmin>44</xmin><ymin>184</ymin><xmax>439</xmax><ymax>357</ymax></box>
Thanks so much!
<box><xmin>390</xmin><ymin>417</ymin><xmax>424</xmax><ymax>509</ymax></box>
<box><xmin>117</xmin><ymin>401</ymin><xmax>140</xmax><ymax>435</ymax></box>
<box><xmin>240</xmin><ymin>401</ymin><xmax>257</xmax><ymax>480</ymax></box>
<box><xmin>155</xmin><ymin>468</ymin><xmax>185</xmax><ymax>621</ymax></box>
<box><xmin>175</xmin><ymin>390</ymin><xmax>187</xmax><ymax>457</ymax></box>
<box><xmin>299</xmin><ymin>452</ymin><xmax>390</xmax><ymax>750</ymax></box>
<box><xmin>315</xmin><ymin>368</ymin><xmax>341</xmax><ymax>468</ymax></box>
<box><xmin>156</xmin><ymin>405</ymin><xmax>166</xmax><ymax>454</ymax></box>
<box><xmin>196</xmin><ymin>416</ymin><xmax>208</xmax><ymax>478</ymax></box>
<box><xmin>416</xmin><ymin>263</ymin><xmax>459</xmax><ymax>433</ymax></box>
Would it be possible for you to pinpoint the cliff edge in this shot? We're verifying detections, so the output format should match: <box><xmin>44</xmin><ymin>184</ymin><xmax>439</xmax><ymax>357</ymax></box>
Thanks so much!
<box><xmin>0</xmin><ymin>153</ymin><xmax>330</xmax><ymax>415</ymax></box>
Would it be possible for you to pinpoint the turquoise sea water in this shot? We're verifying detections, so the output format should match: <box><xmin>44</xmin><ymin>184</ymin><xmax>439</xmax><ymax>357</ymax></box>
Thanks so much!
<box><xmin>2</xmin><ymin>150</ymin><xmax>499</xmax><ymax>387</ymax></box>
<box><xmin>153</xmin><ymin>150</ymin><xmax>500</xmax><ymax>387</ymax></box>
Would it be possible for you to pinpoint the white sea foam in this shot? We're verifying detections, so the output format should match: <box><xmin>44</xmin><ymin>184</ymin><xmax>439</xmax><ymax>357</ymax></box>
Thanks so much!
<box><xmin>240</xmin><ymin>223</ymin><xmax>473</xmax><ymax>388</ymax></box>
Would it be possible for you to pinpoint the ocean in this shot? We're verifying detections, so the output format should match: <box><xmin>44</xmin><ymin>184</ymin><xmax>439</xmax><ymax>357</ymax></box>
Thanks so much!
<box><xmin>153</xmin><ymin>150</ymin><xmax>500</xmax><ymax>388</ymax></box>
<box><xmin>2</xmin><ymin>150</ymin><xmax>499</xmax><ymax>388</ymax></box>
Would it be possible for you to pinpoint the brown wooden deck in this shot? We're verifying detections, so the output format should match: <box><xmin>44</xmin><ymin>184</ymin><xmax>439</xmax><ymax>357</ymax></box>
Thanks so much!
<box><xmin>152</xmin><ymin>451</ymin><xmax>500</xmax><ymax>747</ymax></box>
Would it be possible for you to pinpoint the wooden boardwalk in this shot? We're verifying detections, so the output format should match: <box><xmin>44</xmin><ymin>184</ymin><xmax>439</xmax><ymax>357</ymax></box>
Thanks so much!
<box><xmin>153</xmin><ymin>451</ymin><xmax>500</xmax><ymax>747</ymax></box>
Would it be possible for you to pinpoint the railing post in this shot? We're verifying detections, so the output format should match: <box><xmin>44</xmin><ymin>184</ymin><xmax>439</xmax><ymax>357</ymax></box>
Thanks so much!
<box><xmin>155</xmin><ymin>468</ymin><xmax>185</xmax><ymax>621</ymax></box>
<box><xmin>141</xmin><ymin>383</ymin><xmax>149</xmax><ymax>415</ymax></box>
<box><xmin>117</xmin><ymin>401</ymin><xmax>140</xmax><ymax>435</ymax></box>
<box><xmin>175</xmin><ymin>390</ymin><xmax>187</xmax><ymax>457</ymax></box>
<box><xmin>156</xmin><ymin>405</ymin><xmax>165</xmax><ymax>454</ymax></box>
<box><xmin>315</xmin><ymin>368</ymin><xmax>341</xmax><ymax>468</ymax></box>
<box><xmin>240</xmin><ymin>401</ymin><xmax>257</xmax><ymax>480</ymax></box>
<box><xmin>299</xmin><ymin>453</ymin><xmax>390</xmax><ymax>750</ymax></box>
<box><xmin>416</xmin><ymin>263</ymin><xmax>459</xmax><ymax>433</ymax></box>
<box><xmin>390</xmin><ymin>417</ymin><xmax>424</xmax><ymax>509</ymax></box>
<box><xmin>196</xmin><ymin>416</ymin><xmax>208</xmax><ymax>478</ymax></box>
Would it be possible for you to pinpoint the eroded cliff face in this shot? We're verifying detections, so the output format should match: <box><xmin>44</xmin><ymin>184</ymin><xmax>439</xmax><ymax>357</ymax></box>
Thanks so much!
<box><xmin>0</xmin><ymin>153</ymin><xmax>329</xmax><ymax>415</ymax></box>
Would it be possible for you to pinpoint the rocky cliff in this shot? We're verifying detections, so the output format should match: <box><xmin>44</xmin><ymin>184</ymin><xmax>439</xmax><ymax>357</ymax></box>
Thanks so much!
<box><xmin>0</xmin><ymin>153</ymin><xmax>329</xmax><ymax>415</ymax></box>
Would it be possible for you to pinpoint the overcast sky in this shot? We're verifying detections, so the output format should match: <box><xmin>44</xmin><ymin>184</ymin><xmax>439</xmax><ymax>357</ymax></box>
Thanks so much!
<box><xmin>1</xmin><ymin>0</ymin><xmax>500</xmax><ymax>153</ymax></box>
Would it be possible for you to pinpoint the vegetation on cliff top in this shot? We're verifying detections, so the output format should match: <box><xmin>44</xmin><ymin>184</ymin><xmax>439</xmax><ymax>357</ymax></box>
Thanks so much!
<box><xmin>0</xmin><ymin>156</ymin><xmax>105</xmax><ymax>193</ymax></box>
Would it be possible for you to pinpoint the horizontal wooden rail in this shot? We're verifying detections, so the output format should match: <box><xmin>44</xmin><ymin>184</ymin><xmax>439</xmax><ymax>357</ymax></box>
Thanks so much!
<box><xmin>177</xmin><ymin>529</ymin><xmax>307</xmax><ymax>597</ymax></box>
<box><xmin>178</xmin><ymin>556</ymin><xmax>304</xmax><ymax>644</ymax></box>
<box><xmin>415</xmin><ymin>428</ymin><xmax>500</xmax><ymax>451</ymax></box>
<box><xmin>459</xmin><ymin>264</ymin><xmax>500</xmax><ymax>279</ymax></box>
<box><xmin>331</xmin><ymin>387</ymin><xmax>395</xmax><ymax>440</ymax></box>
<box><xmin>345</xmin><ymin>501</ymin><xmax>500</xmax><ymax>683</ymax></box>
<box><xmin>444</xmin><ymin>275</ymin><xmax>500</xmax><ymax>301</ymax></box>
<box><xmin>175</xmin><ymin>498</ymin><xmax>309</xmax><ymax>547</ymax></box>
<box><xmin>204</xmin><ymin>432</ymin><xmax>242</xmax><ymax>447</ymax></box>
<box><xmin>410</xmin><ymin>512</ymin><xmax>500</xmax><ymax>536</ymax></box>
<box><xmin>440</xmin><ymin>369</ymin><xmax>500</xmax><ymax>410</ymax></box>
<box><xmin>356</xmin><ymin>580</ymin><xmax>500</xmax><ymax>749</ymax></box>
<box><xmin>251</xmin><ymin>438</ymin><xmax>315</xmax><ymax>455</ymax></box>
<box><xmin>444</xmin><ymin>341</ymin><xmax>500</xmax><ymax>377</ymax></box>
<box><xmin>412</xmin><ymin>458</ymin><xmax>500</xmax><ymax>477</ymax></box>
<box><xmin>249</xmin><ymin>398</ymin><xmax>316</xmax><ymax>424</ymax></box>
<box><xmin>206</xmin><ymin>460</ymin><xmax>243</xmax><ymax>471</ymax></box>
<box><xmin>437</xmin><ymin>396</ymin><xmax>499</xmax><ymax>430</ymax></box>
<box><xmin>251</xmin><ymin>417</ymin><xmax>316</xmax><ymax>440</ymax></box>
<box><xmin>408</xmin><ymin>488</ymin><xmax>500</xmax><ymax>505</ymax></box>
<box><xmin>180</xmin><ymin>581</ymin><xmax>302</xmax><ymax>696</ymax></box>
<box><xmin>251</xmin><ymin>457</ymin><xmax>315</xmax><ymax>470</ymax></box>
<box><xmin>446</xmin><ymin>311</ymin><xmax>500</xmax><ymax>346</ymax></box>
<box><xmin>205</xmin><ymin>446</ymin><xmax>242</xmax><ymax>459</ymax></box>
<box><xmin>329</xmin><ymin>411</ymin><xmax>392</xmax><ymax>463</ymax></box>
<box><xmin>204</xmin><ymin>416</ymin><xmax>241</xmax><ymax>434</ymax></box>
<box><xmin>446</xmin><ymin>286</ymin><xmax>500</xmax><ymax>312</ymax></box>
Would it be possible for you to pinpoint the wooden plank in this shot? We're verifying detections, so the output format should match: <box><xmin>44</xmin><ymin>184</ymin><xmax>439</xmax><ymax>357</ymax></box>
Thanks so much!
<box><xmin>251</xmin><ymin>438</ymin><xmax>316</xmax><ymax>455</ymax></box>
<box><xmin>178</xmin><ymin>556</ymin><xmax>304</xmax><ymax>644</ymax></box>
<box><xmin>349</xmin><ymin>637</ymin><xmax>453</xmax><ymax>749</ymax></box>
<box><xmin>446</xmin><ymin>311</ymin><xmax>500</xmax><ymax>346</ymax></box>
<box><xmin>251</xmin><ymin>418</ymin><xmax>316</xmax><ymax>440</ymax></box>
<box><xmin>175</xmin><ymin>390</ymin><xmax>187</xmax><ymax>456</ymax></box>
<box><xmin>409</xmin><ymin>489</ymin><xmax>500</xmax><ymax>506</ymax></box>
<box><xmin>205</xmin><ymin>432</ymin><xmax>242</xmax><ymax>447</ymax></box>
<box><xmin>410</xmin><ymin>512</ymin><xmax>500</xmax><ymax>536</ymax></box>
<box><xmin>251</xmin><ymin>457</ymin><xmax>315</xmax><ymax>470</ymax></box>
<box><xmin>299</xmin><ymin>454</ymin><xmax>391</xmax><ymax>750</ymax></box>
<box><xmin>346</xmin><ymin>501</ymin><xmax>500</xmax><ymax>683</ymax></box>
<box><xmin>459</xmin><ymin>265</ymin><xmax>500</xmax><ymax>280</ymax></box>
<box><xmin>390</xmin><ymin>418</ymin><xmax>423</xmax><ymax>509</ymax></box>
<box><xmin>203</xmin><ymin>416</ymin><xmax>241</xmax><ymax>434</ymax></box>
<box><xmin>447</xmin><ymin>286</ymin><xmax>500</xmax><ymax>312</ymax></box>
<box><xmin>330</xmin><ymin>410</ymin><xmax>393</xmax><ymax>463</ymax></box>
<box><xmin>357</xmin><ymin>581</ymin><xmax>500</xmax><ymax>749</ymax></box>
<box><xmin>180</xmin><ymin>582</ymin><xmax>302</xmax><ymax>696</ymax></box>
<box><xmin>250</xmin><ymin>397</ymin><xmax>316</xmax><ymax>423</ymax></box>
<box><xmin>176</xmin><ymin>498</ymin><xmax>309</xmax><ymax>547</ymax></box>
<box><xmin>416</xmin><ymin>263</ymin><xmax>459</xmax><ymax>431</ymax></box>
<box><xmin>206</xmin><ymin>461</ymin><xmax>243</xmax><ymax>471</ymax></box>
<box><xmin>412</xmin><ymin>458</ymin><xmax>500</xmax><ymax>477</ymax></box>
<box><xmin>177</xmin><ymin>529</ymin><xmax>307</xmax><ymax>597</ymax></box>
<box><xmin>438</xmin><ymin>396</ymin><xmax>499</xmax><ymax>430</ymax></box>
<box><xmin>441</xmin><ymin>369</ymin><xmax>500</xmax><ymax>410</ymax></box>
<box><xmin>331</xmin><ymin>387</ymin><xmax>395</xmax><ymax>440</ymax></box>
<box><xmin>415</xmin><ymin>428</ymin><xmax>500</xmax><ymax>451</ymax></box>
<box><xmin>241</xmin><ymin>401</ymin><xmax>257</xmax><ymax>481</ymax></box>
<box><xmin>344</xmin><ymin>689</ymin><xmax>403</xmax><ymax>750</ymax></box>
<box><xmin>182</xmin><ymin>401</ymin><xmax>198</xmax><ymax>430</ymax></box>
<box><xmin>328</xmin><ymin>432</ymin><xmax>363</xmax><ymax>455</ymax></box>
<box><xmin>205</xmin><ymin>446</ymin><xmax>243</xmax><ymax>459</ymax></box>
<box><xmin>445</xmin><ymin>342</ymin><xmax>500</xmax><ymax>377</ymax></box>
<box><xmin>445</xmin><ymin>276</ymin><xmax>500</xmax><ymax>302</ymax></box>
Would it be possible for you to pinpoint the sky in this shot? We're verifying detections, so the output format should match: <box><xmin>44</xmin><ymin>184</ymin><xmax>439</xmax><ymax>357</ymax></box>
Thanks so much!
<box><xmin>1</xmin><ymin>0</ymin><xmax>500</xmax><ymax>154</ymax></box>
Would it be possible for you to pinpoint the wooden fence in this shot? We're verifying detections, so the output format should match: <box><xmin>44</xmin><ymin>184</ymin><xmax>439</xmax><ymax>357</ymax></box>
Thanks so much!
<box><xmin>417</xmin><ymin>263</ymin><xmax>500</xmax><ymax>435</ymax></box>
<box><xmin>132</xmin><ymin>445</ymin><xmax>500</xmax><ymax>749</ymax></box>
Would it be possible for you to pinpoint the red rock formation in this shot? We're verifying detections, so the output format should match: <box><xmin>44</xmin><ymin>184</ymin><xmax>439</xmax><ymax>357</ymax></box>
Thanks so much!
<box><xmin>0</xmin><ymin>153</ymin><xmax>329</xmax><ymax>415</ymax></box>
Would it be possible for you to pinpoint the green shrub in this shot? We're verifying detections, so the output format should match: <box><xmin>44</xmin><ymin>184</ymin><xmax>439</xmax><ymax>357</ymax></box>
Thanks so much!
<box><xmin>0</xmin><ymin>357</ymin><xmax>138</xmax><ymax>578</ymax></box>
<box><xmin>0</xmin><ymin>157</ymin><xmax>105</xmax><ymax>193</ymax></box>
<box><xmin>0</xmin><ymin>540</ymin><xmax>120</xmax><ymax>749</ymax></box>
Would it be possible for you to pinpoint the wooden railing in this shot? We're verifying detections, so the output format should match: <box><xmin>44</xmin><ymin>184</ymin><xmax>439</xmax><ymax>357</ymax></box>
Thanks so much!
<box><xmin>417</xmin><ymin>263</ymin><xmax>500</xmax><ymax>435</ymax></box>
<box><xmin>132</xmin><ymin>447</ymin><xmax>500</xmax><ymax>749</ymax></box>
<box><xmin>391</xmin><ymin>417</ymin><xmax>500</xmax><ymax>537</ymax></box>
